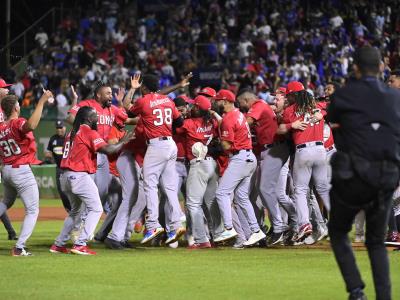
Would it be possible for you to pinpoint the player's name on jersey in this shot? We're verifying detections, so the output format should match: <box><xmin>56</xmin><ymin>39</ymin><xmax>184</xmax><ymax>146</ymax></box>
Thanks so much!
<box><xmin>150</xmin><ymin>98</ymin><xmax>170</xmax><ymax>108</ymax></box>
<box><xmin>196</xmin><ymin>125</ymin><xmax>213</xmax><ymax>133</ymax></box>
<box><xmin>98</xmin><ymin>115</ymin><xmax>115</xmax><ymax>126</ymax></box>
<box><xmin>0</xmin><ymin>128</ymin><xmax>11</xmax><ymax>139</ymax></box>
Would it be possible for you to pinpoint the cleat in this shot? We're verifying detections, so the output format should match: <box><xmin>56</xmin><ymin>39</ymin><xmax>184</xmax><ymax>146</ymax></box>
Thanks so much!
<box><xmin>268</xmin><ymin>232</ymin><xmax>284</xmax><ymax>246</ymax></box>
<box><xmin>49</xmin><ymin>244</ymin><xmax>70</xmax><ymax>254</ymax></box>
<box><xmin>70</xmin><ymin>245</ymin><xmax>96</xmax><ymax>255</ymax></box>
<box><xmin>292</xmin><ymin>223</ymin><xmax>312</xmax><ymax>242</ymax></box>
<box><xmin>104</xmin><ymin>237</ymin><xmax>124</xmax><ymax>250</ymax></box>
<box><xmin>187</xmin><ymin>241</ymin><xmax>212</xmax><ymax>250</ymax></box>
<box><xmin>141</xmin><ymin>228</ymin><xmax>165</xmax><ymax>244</ymax></box>
<box><xmin>165</xmin><ymin>227</ymin><xmax>186</xmax><ymax>245</ymax></box>
<box><xmin>134</xmin><ymin>220</ymin><xmax>144</xmax><ymax>234</ymax></box>
<box><xmin>11</xmin><ymin>247</ymin><xmax>32</xmax><ymax>256</ymax></box>
<box><xmin>243</xmin><ymin>230</ymin><xmax>267</xmax><ymax>246</ymax></box>
<box><xmin>214</xmin><ymin>228</ymin><xmax>238</xmax><ymax>243</ymax></box>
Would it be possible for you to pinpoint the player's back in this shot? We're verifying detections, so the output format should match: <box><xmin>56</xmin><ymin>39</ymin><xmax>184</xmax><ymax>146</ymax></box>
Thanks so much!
<box><xmin>0</xmin><ymin>118</ymin><xmax>39</xmax><ymax>166</ymax></box>
<box><xmin>132</xmin><ymin>93</ymin><xmax>180</xmax><ymax>140</ymax></box>
<box><xmin>221</xmin><ymin>109</ymin><xmax>252</xmax><ymax>151</ymax></box>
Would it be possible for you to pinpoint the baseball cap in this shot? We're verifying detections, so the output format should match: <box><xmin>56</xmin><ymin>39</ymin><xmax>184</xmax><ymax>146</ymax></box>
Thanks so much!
<box><xmin>198</xmin><ymin>87</ymin><xmax>217</xmax><ymax>98</ymax></box>
<box><xmin>0</xmin><ymin>78</ymin><xmax>13</xmax><ymax>89</ymax></box>
<box><xmin>215</xmin><ymin>89</ymin><xmax>236</xmax><ymax>102</ymax></box>
<box><xmin>179</xmin><ymin>95</ymin><xmax>195</xmax><ymax>104</ymax></box>
<box><xmin>55</xmin><ymin>120</ymin><xmax>65</xmax><ymax>128</ymax></box>
<box><xmin>194</xmin><ymin>95</ymin><xmax>211</xmax><ymax>111</ymax></box>
<box><xmin>286</xmin><ymin>81</ymin><xmax>304</xmax><ymax>95</ymax></box>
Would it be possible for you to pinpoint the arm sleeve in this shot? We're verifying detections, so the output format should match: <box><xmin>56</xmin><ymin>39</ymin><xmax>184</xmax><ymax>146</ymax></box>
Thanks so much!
<box><xmin>172</xmin><ymin>104</ymin><xmax>181</xmax><ymax>120</ymax></box>
<box><xmin>129</xmin><ymin>98</ymin><xmax>143</xmax><ymax>116</ymax></box>
<box><xmin>282</xmin><ymin>108</ymin><xmax>292</xmax><ymax>124</ymax></box>
<box><xmin>220</xmin><ymin>119</ymin><xmax>235</xmax><ymax>143</ymax></box>
<box><xmin>88</xmin><ymin>130</ymin><xmax>108</xmax><ymax>152</ymax></box>
<box><xmin>68</xmin><ymin>101</ymin><xmax>86</xmax><ymax>116</ymax></box>
<box><xmin>246</xmin><ymin>103</ymin><xmax>262</xmax><ymax>121</ymax></box>
<box><xmin>113</xmin><ymin>107</ymin><xmax>128</xmax><ymax>127</ymax></box>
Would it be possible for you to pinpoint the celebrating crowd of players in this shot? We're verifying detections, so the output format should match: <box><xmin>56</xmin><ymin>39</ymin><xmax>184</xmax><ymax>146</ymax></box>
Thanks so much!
<box><xmin>0</xmin><ymin>68</ymin><xmax>399</xmax><ymax>256</ymax></box>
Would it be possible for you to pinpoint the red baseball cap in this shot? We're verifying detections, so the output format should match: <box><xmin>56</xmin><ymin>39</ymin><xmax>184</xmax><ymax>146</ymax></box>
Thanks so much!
<box><xmin>198</xmin><ymin>87</ymin><xmax>217</xmax><ymax>98</ymax></box>
<box><xmin>179</xmin><ymin>95</ymin><xmax>195</xmax><ymax>104</ymax></box>
<box><xmin>0</xmin><ymin>78</ymin><xmax>13</xmax><ymax>89</ymax></box>
<box><xmin>194</xmin><ymin>95</ymin><xmax>211</xmax><ymax>111</ymax></box>
<box><xmin>215</xmin><ymin>89</ymin><xmax>236</xmax><ymax>102</ymax></box>
<box><xmin>286</xmin><ymin>81</ymin><xmax>304</xmax><ymax>94</ymax></box>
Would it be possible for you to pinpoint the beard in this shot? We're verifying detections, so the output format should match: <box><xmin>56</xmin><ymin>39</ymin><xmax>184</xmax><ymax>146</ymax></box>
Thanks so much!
<box><xmin>91</xmin><ymin>121</ymin><xmax>98</xmax><ymax>131</ymax></box>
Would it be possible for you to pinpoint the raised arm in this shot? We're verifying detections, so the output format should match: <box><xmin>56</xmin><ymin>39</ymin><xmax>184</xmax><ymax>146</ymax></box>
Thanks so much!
<box><xmin>22</xmin><ymin>90</ymin><xmax>53</xmax><ymax>132</ymax></box>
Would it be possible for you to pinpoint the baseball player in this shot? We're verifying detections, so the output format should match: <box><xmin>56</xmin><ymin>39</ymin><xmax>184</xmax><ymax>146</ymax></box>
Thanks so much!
<box><xmin>0</xmin><ymin>78</ymin><xmax>18</xmax><ymax>240</ymax></box>
<box><xmin>281</xmin><ymin>81</ymin><xmax>330</xmax><ymax>242</ymax></box>
<box><xmin>237</xmin><ymin>88</ymin><xmax>299</xmax><ymax>246</ymax></box>
<box><xmin>0</xmin><ymin>91</ymin><xmax>53</xmax><ymax>256</ymax></box>
<box><xmin>128</xmin><ymin>74</ymin><xmax>185</xmax><ymax>245</ymax></box>
<box><xmin>50</xmin><ymin>106</ymin><xmax>133</xmax><ymax>255</ymax></box>
<box><xmin>176</xmin><ymin>95</ymin><xmax>223</xmax><ymax>249</ymax></box>
<box><xmin>213</xmin><ymin>89</ymin><xmax>266</xmax><ymax>246</ymax></box>
<box><xmin>66</xmin><ymin>81</ymin><xmax>135</xmax><ymax>240</ymax></box>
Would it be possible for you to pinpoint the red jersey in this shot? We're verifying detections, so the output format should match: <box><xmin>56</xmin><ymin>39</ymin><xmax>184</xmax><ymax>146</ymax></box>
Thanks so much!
<box><xmin>323</xmin><ymin>123</ymin><xmax>335</xmax><ymax>149</ymax></box>
<box><xmin>0</xmin><ymin>118</ymin><xmax>41</xmax><ymax>166</ymax></box>
<box><xmin>173</xmin><ymin>133</ymin><xmax>186</xmax><ymax>158</ymax></box>
<box><xmin>108</xmin><ymin>125</ymin><xmax>126</xmax><ymax>177</ymax></box>
<box><xmin>61</xmin><ymin>124</ymin><xmax>107</xmax><ymax>173</ymax></box>
<box><xmin>282</xmin><ymin>102</ymin><xmax>326</xmax><ymax>145</ymax></box>
<box><xmin>220</xmin><ymin>109</ymin><xmax>252</xmax><ymax>152</ymax></box>
<box><xmin>177</xmin><ymin>118</ymin><xmax>218</xmax><ymax>161</ymax></box>
<box><xmin>131</xmin><ymin>119</ymin><xmax>147</xmax><ymax>167</ymax></box>
<box><xmin>68</xmin><ymin>99</ymin><xmax>127</xmax><ymax>140</ymax></box>
<box><xmin>130</xmin><ymin>93</ymin><xmax>180</xmax><ymax>140</ymax></box>
<box><xmin>247</xmin><ymin>100</ymin><xmax>281</xmax><ymax>146</ymax></box>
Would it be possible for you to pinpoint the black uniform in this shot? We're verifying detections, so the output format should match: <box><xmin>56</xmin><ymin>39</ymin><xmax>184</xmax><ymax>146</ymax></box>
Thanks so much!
<box><xmin>328</xmin><ymin>76</ymin><xmax>400</xmax><ymax>300</ymax></box>
<box><xmin>47</xmin><ymin>134</ymin><xmax>71</xmax><ymax>211</ymax></box>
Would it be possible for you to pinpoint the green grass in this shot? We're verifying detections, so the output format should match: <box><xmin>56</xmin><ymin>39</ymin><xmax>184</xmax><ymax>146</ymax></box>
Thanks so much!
<box><xmin>0</xmin><ymin>201</ymin><xmax>399</xmax><ymax>300</ymax></box>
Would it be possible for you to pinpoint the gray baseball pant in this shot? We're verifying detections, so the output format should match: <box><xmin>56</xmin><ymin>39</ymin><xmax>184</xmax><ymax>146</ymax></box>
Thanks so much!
<box><xmin>249</xmin><ymin>164</ymin><xmax>266</xmax><ymax>229</ymax></box>
<box><xmin>354</xmin><ymin>210</ymin><xmax>365</xmax><ymax>237</ymax></box>
<box><xmin>107</xmin><ymin>151</ymin><xmax>139</xmax><ymax>242</ymax></box>
<box><xmin>259</xmin><ymin>143</ymin><xmax>291</xmax><ymax>233</ymax></box>
<box><xmin>215</xmin><ymin>150</ymin><xmax>260</xmax><ymax>233</ymax></box>
<box><xmin>276</xmin><ymin>159</ymin><xmax>297</xmax><ymax>229</ymax></box>
<box><xmin>0</xmin><ymin>165</ymin><xmax>39</xmax><ymax>249</ymax></box>
<box><xmin>186</xmin><ymin>158</ymin><xmax>222</xmax><ymax>244</ymax></box>
<box><xmin>56</xmin><ymin>171</ymin><xmax>102</xmax><ymax>246</ymax></box>
<box><xmin>1</xmin><ymin>212</ymin><xmax>16</xmax><ymax>236</ymax></box>
<box><xmin>293</xmin><ymin>144</ymin><xmax>330</xmax><ymax>227</ymax></box>
<box><xmin>143</xmin><ymin>139</ymin><xmax>182</xmax><ymax>231</ymax></box>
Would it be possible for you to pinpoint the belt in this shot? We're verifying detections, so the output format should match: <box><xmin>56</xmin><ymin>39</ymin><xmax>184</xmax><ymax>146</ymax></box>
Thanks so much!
<box><xmin>326</xmin><ymin>145</ymin><xmax>335</xmax><ymax>152</ymax></box>
<box><xmin>231</xmin><ymin>149</ymin><xmax>251</xmax><ymax>156</ymax></box>
<box><xmin>263</xmin><ymin>140</ymin><xmax>286</xmax><ymax>150</ymax></box>
<box><xmin>296</xmin><ymin>141</ymin><xmax>323</xmax><ymax>149</ymax></box>
<box><xmin>190</xmin><ymin>156</ymin><xmax>214</xmax><ymax>164</ymax></box>
<box><xmin>147</xmin><ymin>136</ymin><xmax>172</xmax><ymax>145</ymax></box>
<box><xmin>176</xmin><ymin>157</ymin><xmax>187</xmax><ymax>163</ymax></box>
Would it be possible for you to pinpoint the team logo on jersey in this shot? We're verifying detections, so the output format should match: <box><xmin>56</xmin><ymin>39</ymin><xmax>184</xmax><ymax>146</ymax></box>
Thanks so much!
<box><xmin>0</xmin><ymin>128</ymin><xmax>11</xmax><ymax>139</ymax></box>
<box><xmin>93</xmin><ymin>138</ymin><xmax>105</xmax><ymax>145</ymax></box>
<box><xmin>98</xmin><ymin>115</ymin><xmax>115</xmax><ymax>126</ymax></box>
<box><xmin>196</xmin><ymin>125</ymin><xmax>213</xmax><ymax>133</ymax></box>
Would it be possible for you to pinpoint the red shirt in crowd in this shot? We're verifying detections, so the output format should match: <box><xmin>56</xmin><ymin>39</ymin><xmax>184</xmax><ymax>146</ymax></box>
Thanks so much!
<box><xmin>61</xmin><ymin>124</ymin><xmax>107</xmax><ymax>173</ymax></box>
<box><xmin>220</xmin><ymin>108</ymin><xmax>252</xmax><ymax>152</ymax></box>
<box><xmin>283</xmin><ymin>102</ymin><xmax>326</xmax><ymax>145</ymax></box>
<box><xmin>0</xmin><ymin>118</ymin><xmax>41</xmax><ymax>166</ymax></box>
<box><xmin>68</xmin><ymin>99</ymin><xmax>127</xmax><ymax>140</ymax></box>
<box><xmin>130</xmin><ymin>93</ymin><xmax>181</xmax><ymax>140</ymax></box>
<box><xmin>246</xmin><ymin>100</ymin><xmax>281</xmax><ymax>146</ymax></box>
<box><xmin>176</xmin><ymin>117</ymin><xmax>218</xmax><ymax>161</ymax></box>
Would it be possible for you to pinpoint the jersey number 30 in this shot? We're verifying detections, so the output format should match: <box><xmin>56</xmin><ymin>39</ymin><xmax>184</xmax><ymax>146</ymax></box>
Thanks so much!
<box><xmin>0</xmin><ymin>139</ymin><xmax>21</xmax><ymax>157</ymax></box>
<box><xmin>153</xmin><ymin>108</ymin><xmax>172</xmax><ymax>126</ymax></box>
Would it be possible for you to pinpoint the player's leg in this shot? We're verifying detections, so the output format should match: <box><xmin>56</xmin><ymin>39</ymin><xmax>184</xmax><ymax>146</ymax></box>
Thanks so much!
<box><xmin>71</xmin><ymin>172</ymin><xmax>103</xmax><ymax>246</ymax></box>
<box><xmin>276</xmin><ymin>160</ymin><xmax>297</xmax><ymax>230</ymax></box>
<box><xmin>292</xmin><ymin>148</ymin><xmax>313</xmax><ymax>239</ymax></box>
<box><xmin>310</xmin><ymin>146</ymin><xmax>330</xmax><ymax>210</ymax></box>
<box><xmin>159</xmin><ymin>146</ymin><xmax>185</xmax><ymax>243</ymax></box>
<box><xmin>142</xmin><ymin>142</ymin><xmax>170</xmax><ymax>236</ymax></box>
<box><xmin>249</xmin><ymin>165</ymin><xmax>266</xmax><ymax>231</ymax></box>
<box><xmin>354</xmin><ymin>210</ymin><xmax>365</xmax><ymax>242</ymax></box>
<box><xmin>258</xmin><ymin>144</ymin><xmax>289</xmax><ymax>242</ymax></box>
<box><xmin>107</xmin><ymin>152</ymin><xmax>138</xmax><ymax>244</ymax></box>
<box><xmin>1</xmin><ymin>213</ymin><xmax>17</xmax><ymax>240</ymax></box>
<box><xmin>56</xmin><ymin>167</ymin><xmax>71</xmax><ymax>212</ymax></box>
<box><xmin>12</xmin><ymin>166</ymin><xmax>39</xmax><ymax>250</ymax></box>
<box><xmin>0</xmin><ymin>171</ymin><xmax>18</xmax><ymax>240</ymax></box>
<box><xmin>186</xmin><ymin>161</ymin><xmax>211</xmax><ymax>245</ymax></box>
<box><xmin>95</xmin><ymin>153</ymin><xmax>111</xmax><ymax>205</ymax></box>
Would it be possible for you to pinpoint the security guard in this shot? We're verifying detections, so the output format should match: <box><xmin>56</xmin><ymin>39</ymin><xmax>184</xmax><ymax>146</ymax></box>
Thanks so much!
<box><xmin>328</xmin><ymin>46</ymin><xmax>400</xmax><ymax>300</ymax></box>
<box><xmin>45</xmin><ymin>120</ymin><xmax>71</xmax><ymax>212</ymax></box>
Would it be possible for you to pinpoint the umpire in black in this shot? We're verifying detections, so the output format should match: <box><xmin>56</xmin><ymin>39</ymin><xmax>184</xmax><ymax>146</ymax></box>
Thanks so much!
<box><xmin>328</xmin><ymin>46</ymin><xmax>400</xmax><ymax>300</ymax></box>
<box><xmin>45</xmin><ymin>120</ymin><xmax>71</xmax><ymax>212</ymax></box>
